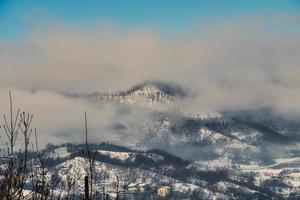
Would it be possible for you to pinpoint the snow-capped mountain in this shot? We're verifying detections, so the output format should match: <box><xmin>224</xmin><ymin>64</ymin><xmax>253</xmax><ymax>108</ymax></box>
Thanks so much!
<box><xmin>66</xmin><ymin>81</ymin><xmax>300</xmax><ymax>163</ymax></box>
<box><xmin>35</xmin><ymin>82</ymin><xmax>300</xmax><ymax>199</ymax></box>
<box><xmin>66</xmin><ymin>81</ymin><xmax>186</xmax><ymax>107</ymax></box>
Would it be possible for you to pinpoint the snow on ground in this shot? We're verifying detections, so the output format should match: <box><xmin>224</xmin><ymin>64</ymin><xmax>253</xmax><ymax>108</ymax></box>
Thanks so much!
<box><xmin>54</xmin><ymin>156</ymin><xmax>180</xmax><ymax>195</ymax></box>
<box><xmin>198</xmin><ymin>128</ymin><xmax>230</xmax><ymax>144</ymax></box>
<box><xmin>49</xmin><ymin>147</ymin><xmax>70</xmax><ymax>158</ymax></box>
<box><xmin>275</xmin><ymin>157</ymin><xmax>300</xmax><ymax>165</ymax></box>
<box><xmin>240</xmin><ymin>156</ymin><xmax>300</xmax><ymax>173</ymax></box>
<box><xmin>238</xmin><ymin>156</ymin><xmax>300</xmax><ymax>191</ymax></box>
<box><xmin>211</xmin><ymin>181</ymin><xmax>256</xmax><ymax>194</ymax></box>
<box><xmin>98</xmin><ymin>150</ymin><xmax>136</xmax><ymax>161</ymax></box>
<box><xmin>285</xmin><ymin>171</ymin><xmax>300</xmax><ymax>187</ymax></box>
<box><xmin>239</xmin><ymin>163</ymin><xmax>282</xmax><ymax>183</ymax></box>
<box><xmin>173</xmin><ymin>182</ymin><xmax>200</xmax><ymax>193</ymax></box>
<box><xmin>189</xmin><ymin>156</ymin><xmax>231</xmax><ymax>171</ymax></box>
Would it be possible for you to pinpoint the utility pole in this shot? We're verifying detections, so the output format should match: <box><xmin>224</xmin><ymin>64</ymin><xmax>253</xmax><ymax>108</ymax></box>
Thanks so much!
<box><xmin>84</xmin><ymin>176</ymin><xmax>89</xmax><ymax>200</ymax></box>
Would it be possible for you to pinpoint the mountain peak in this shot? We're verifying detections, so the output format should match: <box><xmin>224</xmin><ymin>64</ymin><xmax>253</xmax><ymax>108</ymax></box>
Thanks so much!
<box><xmin>125</xmin><ymin>81</ymin><xmax>187</xmax><ymax>98</ymax></box>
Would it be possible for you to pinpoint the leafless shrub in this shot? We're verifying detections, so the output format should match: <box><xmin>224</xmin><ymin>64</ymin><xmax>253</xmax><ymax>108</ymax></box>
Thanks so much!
<box><xmin>30</xmin><ymin>129</ymin><xmax>61</xmax><ymax>200</ymax></box>
<box><xmin>0</xmin><ymin>91</ymin><xmax>62</xmax><ymax>200</ymax></box>
<box><xmin>0</xmin><ymin>90</ymin><xmax>28</xmax><ymax>200</ymax></box>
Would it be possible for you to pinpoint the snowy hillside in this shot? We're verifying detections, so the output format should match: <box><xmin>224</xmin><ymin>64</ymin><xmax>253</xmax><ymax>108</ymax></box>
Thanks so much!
<box><xmin>9</xmin><ymin>143</ymin><xmax>300</xmax><ymax>199</ymax></box>
<box><xmin>54</xmin><ymin>82</ymin><xmax>300</xmax><ymax>199</ymax></box>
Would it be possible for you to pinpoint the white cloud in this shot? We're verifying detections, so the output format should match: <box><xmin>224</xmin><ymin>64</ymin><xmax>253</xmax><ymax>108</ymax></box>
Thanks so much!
<box><xmin>1</xmin><ymin>15</ymin><xmax>300</xmax><ymax>146</ymax></box>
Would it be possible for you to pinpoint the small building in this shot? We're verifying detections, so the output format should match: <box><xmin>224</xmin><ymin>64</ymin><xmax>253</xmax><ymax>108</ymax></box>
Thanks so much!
<box><xmin>157</xmin><ymin>186</ymin><xmax>170</xmax><ymax>198</ymax></box>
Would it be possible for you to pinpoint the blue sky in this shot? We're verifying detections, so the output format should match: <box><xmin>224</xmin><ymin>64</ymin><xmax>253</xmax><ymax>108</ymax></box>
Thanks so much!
<box><xmin>0</xmin><ymin>0</ymin><xmax>299</xmax><ymax>40</ymax></box>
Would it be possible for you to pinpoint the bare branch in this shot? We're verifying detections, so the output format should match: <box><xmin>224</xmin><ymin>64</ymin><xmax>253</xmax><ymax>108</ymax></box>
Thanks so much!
<box><xmin>3</xmin><ymin>115</ymin><xmax>11</xmax><ymax>136</ymax></box>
